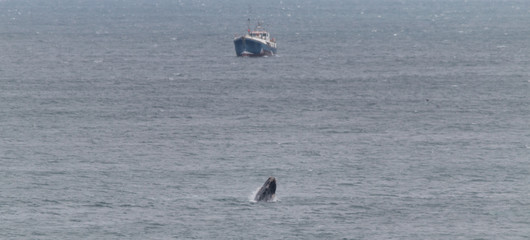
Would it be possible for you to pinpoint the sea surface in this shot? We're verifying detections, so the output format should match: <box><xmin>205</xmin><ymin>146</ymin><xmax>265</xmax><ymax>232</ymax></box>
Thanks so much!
<box><xmin>1</xmin><ymin>0</ymin><xmax>529</xmax><ymax>239</ymax></box>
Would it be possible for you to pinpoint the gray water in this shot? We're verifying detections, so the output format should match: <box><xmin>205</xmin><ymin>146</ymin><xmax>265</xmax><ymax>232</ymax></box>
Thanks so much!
<box><xmin>1</xmin><ymin>0</ymin><xmax>529</xmax><ymax>239</ymax></box>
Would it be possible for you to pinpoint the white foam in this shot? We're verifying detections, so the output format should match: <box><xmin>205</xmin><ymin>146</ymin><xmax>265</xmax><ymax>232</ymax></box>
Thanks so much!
<box><xmin>248</xmin><ymin>187</ymin><xmax>261</xmax><ymax>203</ymax></box>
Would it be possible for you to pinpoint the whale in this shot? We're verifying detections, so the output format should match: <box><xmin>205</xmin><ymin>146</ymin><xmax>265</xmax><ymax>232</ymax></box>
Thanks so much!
<box><xmin>254</xmin><ymin>177</ymin><xmax>276</xmax><ymax>202</ymax></box>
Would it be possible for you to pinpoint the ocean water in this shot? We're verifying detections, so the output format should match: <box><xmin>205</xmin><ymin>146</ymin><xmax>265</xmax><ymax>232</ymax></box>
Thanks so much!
<box><xmin>1</xmin><ymin>0</ymin><xmax>529</xmax><ymax>239</ymax></box>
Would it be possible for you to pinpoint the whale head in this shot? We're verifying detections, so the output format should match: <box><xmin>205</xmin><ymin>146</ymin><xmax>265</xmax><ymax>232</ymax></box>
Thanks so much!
<box><xmin>254</xmin><ymin>177</ymin><xmax>276</xmax><ymax>202</ymax></box>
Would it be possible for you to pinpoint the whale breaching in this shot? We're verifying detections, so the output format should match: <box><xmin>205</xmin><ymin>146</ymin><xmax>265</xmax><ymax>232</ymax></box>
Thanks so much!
<box><xmin>254</xmin><ymin>177</ymin><xmax>276</xmax><ymax>202</ymax></box>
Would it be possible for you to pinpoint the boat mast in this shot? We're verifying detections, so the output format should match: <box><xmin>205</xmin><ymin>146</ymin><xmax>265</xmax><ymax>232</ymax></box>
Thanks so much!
<box><xmin>247</xmin><ymin>5</ymin><xmax>252</xmax><ymax>34</ymax></box>
<box><xmin>247</xmin><ymin>18</ymin><xmax>250</xmax><ymax>33</ymax></box>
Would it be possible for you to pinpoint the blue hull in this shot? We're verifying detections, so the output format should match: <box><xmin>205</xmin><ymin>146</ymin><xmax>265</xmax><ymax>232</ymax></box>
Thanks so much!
<box><xmin>234</xmin><ymin>37</ymin><xmax>277</xmax><ymax>57</ymax></box>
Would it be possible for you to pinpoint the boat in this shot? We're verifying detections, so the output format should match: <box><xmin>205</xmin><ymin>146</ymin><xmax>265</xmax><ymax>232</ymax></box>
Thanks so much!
<box><xmin>233</xmin><ymin>19</ymin><xmax>277</xmax><ymax>57</ymax></box>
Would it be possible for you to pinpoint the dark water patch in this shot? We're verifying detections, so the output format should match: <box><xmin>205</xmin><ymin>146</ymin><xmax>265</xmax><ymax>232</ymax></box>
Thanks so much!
<box><xmin>86</xmin><ymin>202</ymin><xmax>113</xmax><ymax>208</ymax></box>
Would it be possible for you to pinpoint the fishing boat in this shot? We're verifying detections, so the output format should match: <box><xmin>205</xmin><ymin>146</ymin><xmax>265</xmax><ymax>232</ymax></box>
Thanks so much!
<box><xmin>233</xmin><ymin>19</ymin><xmax>277</xmax><ymax>57</ymax></box>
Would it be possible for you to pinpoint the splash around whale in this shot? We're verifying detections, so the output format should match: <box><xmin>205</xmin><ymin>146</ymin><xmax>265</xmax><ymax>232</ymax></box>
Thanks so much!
<box><xmin>252</xmin><ymin>177</ymin><xmax>277</xmax><ymax>202</ymax></box>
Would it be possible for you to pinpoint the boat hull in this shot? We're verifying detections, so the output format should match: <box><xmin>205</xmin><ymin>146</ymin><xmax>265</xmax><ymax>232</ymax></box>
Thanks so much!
<box><xmin>234</xmin><ymin>36</ymin><xmax>277</xmax><ymax>57</ymax></box>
